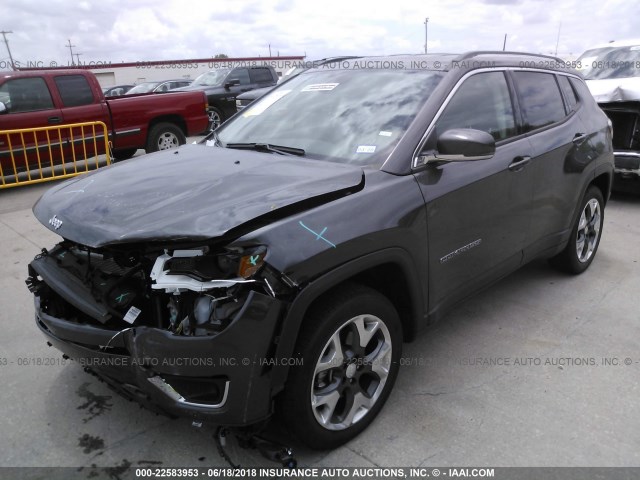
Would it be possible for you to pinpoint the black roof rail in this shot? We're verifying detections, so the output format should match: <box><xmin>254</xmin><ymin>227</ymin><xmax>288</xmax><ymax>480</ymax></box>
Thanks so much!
<box><xmin>455</xmin><ymin>51</ymin><xmax>564</xmax><ymax>62</ymax></box>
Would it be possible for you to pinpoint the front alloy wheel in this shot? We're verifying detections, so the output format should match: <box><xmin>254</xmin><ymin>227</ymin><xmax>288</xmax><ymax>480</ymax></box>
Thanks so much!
<box><xmin>280</xmin><ymin>284</ymin><xmax>401</xmax><ymax>449</ymax></box>
<box><xmin>311</xmin><ymin>314</ymin><xmax>393</xmax><ymax>430</ymax></box>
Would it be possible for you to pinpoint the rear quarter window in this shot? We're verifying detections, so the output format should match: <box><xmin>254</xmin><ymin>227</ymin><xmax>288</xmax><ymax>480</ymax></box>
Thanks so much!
<box><xmin>513</xmin><ymin>71</ymin><xmax>566</xmax><ymax>132</ymax></box>
<box><xmin>569</xmin><ymin>77</ymin><xmax>596</xmax><ymax>105</ymax></box>
<box><xmin>557</xmin><ymin>75</ymin><xmax>579</xmax><ymax>113</ymax></box>
<box><xmin>54</xmin><ymin>75</ymin><xmax>95</xmax><ymax>107</ymax></box>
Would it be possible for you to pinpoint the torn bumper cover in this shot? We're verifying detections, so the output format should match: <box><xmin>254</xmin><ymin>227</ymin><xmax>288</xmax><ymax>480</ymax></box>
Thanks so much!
<box><xmin>29</xmin><ymin>250</ymin><xmax>286</xmax><ymax>426</ymax></box>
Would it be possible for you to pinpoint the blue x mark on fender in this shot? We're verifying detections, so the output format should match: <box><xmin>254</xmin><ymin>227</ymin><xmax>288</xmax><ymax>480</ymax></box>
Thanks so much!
<box><xmin>299</xmin><ymin>221</ymin><xmax>337</xmax><ymax>248</ymax></box>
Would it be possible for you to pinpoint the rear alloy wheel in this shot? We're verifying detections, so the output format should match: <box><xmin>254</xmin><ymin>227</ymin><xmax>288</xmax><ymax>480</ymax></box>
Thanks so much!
<box><xmin>576</xmin><ymin>198</ymin><xmax>602</xmax><ymax>263</ymax></box>
<box><xmin>550</xmin><ymin>185</ymin><xmax>604</xmax><ymax>274</ymax></box>
<box><xmin>146</xmin><ymin>122</ymin><xmax>186</xmax><ymax>153</ymax></box>
<box><xmin>280</xmin><ymin>285</ymin><xmax>401</xmax><ymax>449</ymax></box>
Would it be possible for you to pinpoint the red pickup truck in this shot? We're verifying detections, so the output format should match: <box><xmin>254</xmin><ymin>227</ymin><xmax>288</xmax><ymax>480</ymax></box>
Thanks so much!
<box><xmin>0</xmin><ymin>69</ymin><xmax>209</xmax><ymax>169</ymax></box>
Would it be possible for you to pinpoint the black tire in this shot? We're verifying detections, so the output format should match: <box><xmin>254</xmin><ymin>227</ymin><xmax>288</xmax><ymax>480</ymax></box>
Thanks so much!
<box><xmin>279</xmin><ymin>284</ymin><xmax>402</xmax><ymax>449</ymax></box>
<box><xmin>145</xmin><ymin>123</ymin><xmax>186</xmax><ymax>153</ymax></box>
<box><xmin>550</xmin><ymin>185</ymin><xmax>604</xmax><ymax>274</ymax></box>
<box><xmin>111</xmin><ymin>148</ymin><xmax>137</xmax><ymax>161</ymax></box>
<box><xmin>207</xmin><ymin>107</ymin><xmax>224</xmax><ymax>131</ymax></box>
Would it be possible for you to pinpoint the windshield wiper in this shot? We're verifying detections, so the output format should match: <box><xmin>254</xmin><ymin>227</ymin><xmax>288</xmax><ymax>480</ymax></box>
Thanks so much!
<box><xmin>225</xmin><ymin>142</ymin><xmax>306</xmax><ymax>156</ymax></box>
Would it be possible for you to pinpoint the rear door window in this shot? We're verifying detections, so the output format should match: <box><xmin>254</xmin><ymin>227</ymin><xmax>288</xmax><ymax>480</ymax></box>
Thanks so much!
<box><xmin>513</xmin><ymin>71</ymin><xmax>566</xmax><ymax>132</ymax></box>
<box><xmin>54</xmin><ymin>75</ymin><xmax>95</xmax><ymax>107</ymax></box>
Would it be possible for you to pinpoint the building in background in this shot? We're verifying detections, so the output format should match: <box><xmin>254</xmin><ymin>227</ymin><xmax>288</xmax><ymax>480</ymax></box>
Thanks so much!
<box><xmin>16</xmin><ymin>56</ymin><xmax>306</xmax><ymax>87</ymax></box>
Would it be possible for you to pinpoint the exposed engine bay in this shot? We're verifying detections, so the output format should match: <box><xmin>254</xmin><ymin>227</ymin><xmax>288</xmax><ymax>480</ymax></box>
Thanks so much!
<box><xmin>27</xmin><ymin>241</ymin><xmax>293</xmax><ymax>336</ymax></box>
<box><xmin>26</xmin><ymin>240</ymin><xmax>302</xmax><ymax>467</ymax></box>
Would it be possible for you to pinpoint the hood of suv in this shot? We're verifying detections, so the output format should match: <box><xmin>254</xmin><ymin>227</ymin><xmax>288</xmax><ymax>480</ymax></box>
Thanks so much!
<box><xmin>33</xmin><ymin>145</ymin><xmax>364</xmax><ymax>248</ymax></box>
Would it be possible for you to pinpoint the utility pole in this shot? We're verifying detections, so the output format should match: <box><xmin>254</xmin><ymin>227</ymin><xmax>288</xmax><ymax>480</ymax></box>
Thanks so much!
<box><xmin>65</xmin><ymin>38</ymin><xmax>76</xmax><ymax>65</ymax></box>
<box><xmin>424</xmin><ymin>18</ymin><xmax>429</xmax><ymax>54</ymax></box>
<box><xmin>268</xmin><ymin>43</ymin><xmax>272</xmax><ymax>56</ymax></box>
<box><xmin>74</xmin><ymin>52</ymin><xmax>82</xmax><ymax>65</ymax></box>
<box><xmin>1</xmin><ymin>30</ymin><xmax>16</xmax><ymax>70</ymax></box>
<box><xmin>503</xmin><ymin>34</ymin><xmax>507</xmax><ymax>51</ymax></box>
<box><xmin>554</xmin><ymin>22</ymin><xmax>562</xmax><ymax>56</ymax></box>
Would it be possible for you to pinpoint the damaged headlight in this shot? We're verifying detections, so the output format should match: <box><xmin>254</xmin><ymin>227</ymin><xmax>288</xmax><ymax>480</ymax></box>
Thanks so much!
<box><xmin>27</xmin><ymin>242</ymin><xmax>286</xmax><ymax>336</ymax></box>
<box><xmin>164</xmin><ymin>248</ymin><xmax>266</xmax><ymax>281</ymax></box>
<box><xmin>150</xmin><ymin>246</ymin><xmax>267</xmax><ymax>293</ymax></box>
<box><xmin>149</xmin><ymin>246</ymin><xmax>267</xmax><ymax>336</ymax></box>
<box><xmin>167</xmin><ymin>291</ymin><xmax>244</xmax><ymax>336</ymax></box>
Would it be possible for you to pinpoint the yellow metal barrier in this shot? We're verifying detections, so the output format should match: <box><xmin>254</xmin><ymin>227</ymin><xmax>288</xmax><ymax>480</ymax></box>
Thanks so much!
<box><xmin>0</xmin><ymin>121</ymin><xmax>111</xmax><ymax>189</ymax></box>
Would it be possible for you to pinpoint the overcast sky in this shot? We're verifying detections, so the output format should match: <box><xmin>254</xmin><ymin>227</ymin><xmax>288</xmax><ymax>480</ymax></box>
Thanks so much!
<box><xmin>1</xmin><ymin>0</ymin><xmax>639</xmax><ymax>68</ymax></box>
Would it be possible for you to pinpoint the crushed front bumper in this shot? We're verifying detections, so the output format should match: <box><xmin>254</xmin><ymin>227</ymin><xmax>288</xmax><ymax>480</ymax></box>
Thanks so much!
<box><xmin>34</xmin><ymin>289</ymin><xmax>285</xmax><ymax>426</ymax></box>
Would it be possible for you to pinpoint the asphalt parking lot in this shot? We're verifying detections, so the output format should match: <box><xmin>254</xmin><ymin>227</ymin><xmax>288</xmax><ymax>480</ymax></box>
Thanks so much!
<box><xmin>1</xmin><ymin>170</ymin><xmax>639</xmax><ymax>476</ymax></box>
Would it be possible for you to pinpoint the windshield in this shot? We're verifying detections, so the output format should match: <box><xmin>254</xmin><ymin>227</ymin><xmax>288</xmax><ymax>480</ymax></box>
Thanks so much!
<box><xmin>578</xmin><ymin>45</ymin><xmax>640</xmax><ymax>80</ymax></box>
<box><xmin>126</xmin><ymin>82</ymin><xmax>160</xmax><ymax>94</ymax></box>
<box><xmin>191</xmin><ymin>70</ymin><xmax>231</xmax><ymax>87</ymax></box>
<box><xmin>215</xmin><ymin>69</ymin><xmax>444</xmax><ymax>166</ymax></box>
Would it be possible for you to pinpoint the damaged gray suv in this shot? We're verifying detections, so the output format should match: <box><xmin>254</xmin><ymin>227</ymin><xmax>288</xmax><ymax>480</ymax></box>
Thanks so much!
<box><xmin>27</xmin><ymin>52</ymin><xmax>614</xmax><ymax>450</ymax></box>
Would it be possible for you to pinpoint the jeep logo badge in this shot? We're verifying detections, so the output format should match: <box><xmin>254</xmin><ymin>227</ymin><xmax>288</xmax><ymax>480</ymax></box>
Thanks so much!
<box><xmin>48</xmin><ymin>215</ymin><xmax>63</xmax><ymax>230</ymax></box>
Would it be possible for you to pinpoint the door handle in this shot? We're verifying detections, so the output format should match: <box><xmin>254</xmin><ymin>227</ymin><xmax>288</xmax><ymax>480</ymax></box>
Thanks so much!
<box><xmin>48</xmin><ymin>116</ymin><xmax>61</xmax><ymax>124</ymax></box>
<box><xmin>508</xmin><ymin>155</ymin><xmax>531</xmax><ymax>171</ymax></box>
<box><xmin>572</xmin><ymin>133</ymin><xmax>588</xmax><ymax>144</ymax></box>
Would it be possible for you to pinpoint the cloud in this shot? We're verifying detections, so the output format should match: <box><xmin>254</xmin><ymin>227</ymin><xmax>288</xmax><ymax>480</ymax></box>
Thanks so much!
<box><xmin>482</xmin><ymin>0</ymin><xmax>523</xmax><ymax>4</ymax></box>
<box><xmin>1</xmin><ymin>0</ymin><xmax>639</xmax><ymax>66</ymax></box>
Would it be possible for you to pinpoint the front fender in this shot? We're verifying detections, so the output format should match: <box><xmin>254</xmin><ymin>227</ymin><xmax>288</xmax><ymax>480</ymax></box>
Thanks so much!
<box><xmin>269</xmin><ymin>247</ymin><xmax>425</xmax><ymax>395</ymax></box>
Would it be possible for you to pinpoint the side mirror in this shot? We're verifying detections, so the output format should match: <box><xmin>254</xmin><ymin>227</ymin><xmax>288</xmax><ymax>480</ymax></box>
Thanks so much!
<box><xmin>224</xmin><ymin>79</ymin><xmax>241</xmax><ymax>89</ymax></box>
<box><xmin>0</xmin><ymin>101</ymin><xmax>7</xmax><ymax>114</ymax></box>
<box><xmin>435</xmin><ymin>128</ymin><xmax>495</xmax><ymax>161</ymax></box>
